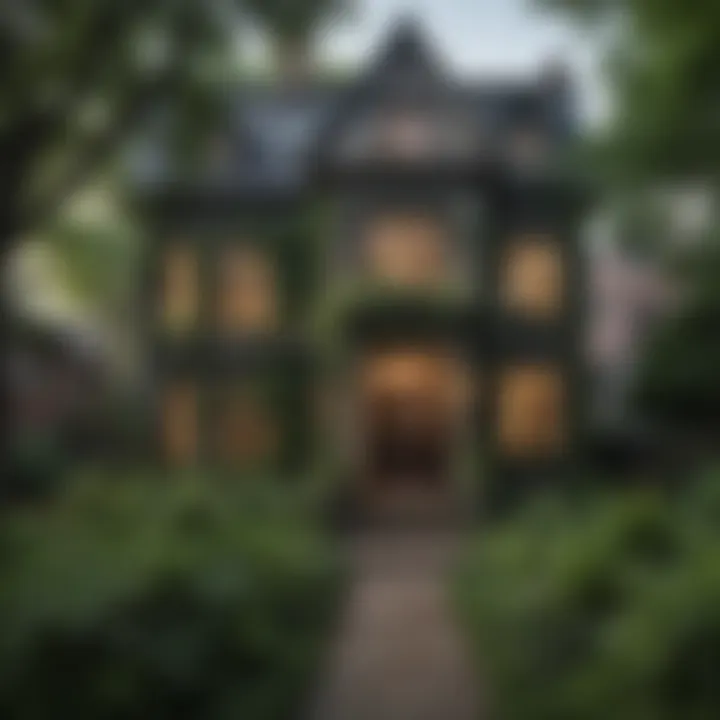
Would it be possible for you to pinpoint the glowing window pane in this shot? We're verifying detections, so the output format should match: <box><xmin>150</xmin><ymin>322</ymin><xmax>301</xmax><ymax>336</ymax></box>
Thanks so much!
<box><xmin>218</xmin><ymin>246</ymin><xmax>278</xmax><ymax>334</ymax></box>
<box><xmin>159</xmin><ymin>246</ymin><xmax>198</xmax><ymax>332</ymax></box>
<box><xmin>497</xmin><ymin>365</ymin><xmax>566</xmax><ymax>457</ymax></box>
<box><xmin>502</xmin><ymin>236</ymin><xmax>564</xmax><ymax>318</ymax></box>
<box><xmin>366</xmin><ymin>214</ymin><xmax>447</xmax><ymax>287</ymax></box>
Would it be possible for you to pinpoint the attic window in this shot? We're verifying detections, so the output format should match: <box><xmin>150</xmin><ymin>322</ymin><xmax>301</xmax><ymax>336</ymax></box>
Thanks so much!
<box><xmin>215</xmin><ymin>389</ymin><xmax>277</xmax><ymax>466</ymax></box>
<box><xmin>378</xmin><ymin>111</ymin><xmax>435</xmax><ymax>158</ymax></box>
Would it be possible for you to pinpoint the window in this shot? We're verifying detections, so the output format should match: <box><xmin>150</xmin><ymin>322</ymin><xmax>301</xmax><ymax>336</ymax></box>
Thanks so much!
<box><xmin>378</xmin><ymin>111</ymin><xmax>436</xmax><ymax>159</ymax></box>
<box><xmin>159</xmin><ymin>245</ymin><xmax>198</xmax><ymax>333</ymax></box>
<box><xmin>341</xmin><ymin>110</ymin><xmax>437</xmax><ymax>161</ymax></box>
<box><xmin>365</xmin><ymin>213</ymin><xmax>448</xmax><ymax>287</ymax></box>
<box><xmin>217</xmin><ymin>246</ymin><xmax>278</xmax><ymax>334</ymax></box>
<box><xmin>160</xmin><ymin>383</ymin><xmax>198</xmax><ymax>464</ymax></box>
<box><xmin>359</xmin><ymin>349</ymin><xmax>471</xmax><ymax>427</ymax></box>
<box><xmin>215</xmin><ymin>391</ymin><xmax>277</xmax><ymax>465</ymax></box>
<box><xmin>497</xmin><ymin>365</ymin><xmax>566</xmax><ymax>457</ymax></box>
<box><xmin>501</xmin><ymin>236</ymin><xmax>564</xmax><ymax>318</ymax></box>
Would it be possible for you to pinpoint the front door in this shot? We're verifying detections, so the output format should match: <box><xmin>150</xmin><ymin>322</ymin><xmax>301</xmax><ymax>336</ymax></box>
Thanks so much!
<box><xmin>358</xmin><ymin>347</ymin><xmax>469</xmax><ymax>514</ymax></box>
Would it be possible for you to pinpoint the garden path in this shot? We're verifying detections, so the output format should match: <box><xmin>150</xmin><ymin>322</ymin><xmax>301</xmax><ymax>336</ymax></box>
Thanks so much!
<box><xmin>308</xmin><ymin>529</ymin><xmax>483</xmax><ymax>720</ymax></box>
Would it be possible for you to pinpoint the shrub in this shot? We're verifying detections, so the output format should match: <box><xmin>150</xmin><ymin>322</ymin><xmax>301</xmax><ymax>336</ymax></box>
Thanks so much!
<box><xmin>455</xmin><ymin>470</ymin><xmax>720</xmax><ymax>720</ymax></box>
<box><xmin>0</xmin><ymin>474</ymin><xmax>343</xmax><ymax>720</ymax></box>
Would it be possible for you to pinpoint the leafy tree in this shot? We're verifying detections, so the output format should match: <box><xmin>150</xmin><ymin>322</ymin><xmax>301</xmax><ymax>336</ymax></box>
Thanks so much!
<box><xmin>633</xmin><ymin>235</ymin><xmax>720</xmax><ymax>433</ymax></box>
<box><xmin>1</xmin><ymin>1</ymin><xmax>241</xmax><ymax>250</ymax></box>
<box><xmin>241</xmin><ymin>0</ymin><xmax>352</xmax><ymax>73</ymax></box>
<box><xmin>539</xmin><ymin>0</ymin><xmax>720</xmax><ymax>183</ymax></box>
<box><xmin>1</xmin><ymin>0</ymin><xmax>243</xmax><ymax>483</ymax></box>
<box><xmin>541</xmin><ymin>0</ymin><xmax>720</xmax><ymax>437</ymax></box>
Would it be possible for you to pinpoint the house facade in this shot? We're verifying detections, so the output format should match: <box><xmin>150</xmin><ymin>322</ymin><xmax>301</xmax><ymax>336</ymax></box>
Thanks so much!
<box><xmin>139</xmin><ymin>21</ymin><xmax>587</xmax><ymax>518</ymax></box>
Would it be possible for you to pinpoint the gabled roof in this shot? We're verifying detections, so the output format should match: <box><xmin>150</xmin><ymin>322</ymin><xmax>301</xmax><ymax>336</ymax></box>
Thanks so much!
<box><xmin>133</xmin><ymin>17</ymin><xmax>578</xmax><ymax>201</ymax></box>
<box><xmin>364</xmin><ymin>16</ymin><xmax>448</xmax><ymax>92</ymax></box>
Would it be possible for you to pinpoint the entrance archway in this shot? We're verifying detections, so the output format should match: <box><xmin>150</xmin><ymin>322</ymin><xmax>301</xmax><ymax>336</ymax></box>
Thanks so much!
<box><xmin>358</xmin><ymin>347</ymin><xmax>470</xmax><ymax>512</ymax></box>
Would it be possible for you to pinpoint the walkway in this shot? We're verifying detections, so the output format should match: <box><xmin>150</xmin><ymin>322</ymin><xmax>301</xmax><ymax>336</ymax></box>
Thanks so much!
<box><xmin>309</xmin><ymin>529</ymin><xmax>482</xmax><ymax>720</ymax></box>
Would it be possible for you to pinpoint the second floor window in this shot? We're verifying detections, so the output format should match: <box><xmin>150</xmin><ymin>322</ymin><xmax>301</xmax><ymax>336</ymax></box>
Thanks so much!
<box><xmin>365</xmin><ymin>213</ymin><xmax>448</xmax><ymax>288</ymax></box>
<box><xmin>158</xmin><ymin>245</ymin><xmax>198</xmax><ymax>333</ymax></box>
<box><xmin>217</xmin><ymin>245</ymin><xmax>278</xmax><ymax>335</ymax></box>
<box><xmin>501</xmin><ymin>235</ymin><xmax>564</xmax><ymax>318</ymax></box>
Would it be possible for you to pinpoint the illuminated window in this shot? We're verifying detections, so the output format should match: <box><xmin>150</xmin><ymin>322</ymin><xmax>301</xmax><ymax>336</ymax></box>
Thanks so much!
<box><xmin>378</xmin><ymin>112</ymin><xmax>436</xmax><ymax>158</ymax></box>
<box><xmin>217</xmin><ymin>246</ymin><xmax>278</xmax><ymax>334</ymax></box>
<box><xmin>497</xmin><ymin>365</ymin><xmax>566</xmax><ymax>457</ymax></box>
<box><xmin>159</xmin><ymin>245</ymin><xmax>198</xmax><ymax>333</ymax></box>
<box><xmin>160</xmin><ymin>383</ymin><xmax>198</xmax><ymax>464</ymax></box>
<box><xmin>366</xmin><ymin>214</ymin><xmax>448</xmax><ymax>287</ymax></box>
<box><xmin>360</xmin><ymin>349</ymin><xmax>471</xmax><ymax>426</ymax></box>
<box><xmin>215</xmin><ymin>393</ymin><xmax>277</xmax><ymax>466</ymax></box>
<box><xmin>501</xmin><ymin>236</ymin><xmax>564</xmax><ymax>318</ymax></box>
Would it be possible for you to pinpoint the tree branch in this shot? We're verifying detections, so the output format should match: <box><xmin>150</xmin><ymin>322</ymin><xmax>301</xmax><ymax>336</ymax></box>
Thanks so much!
<box><xmin>20</xmin><ymin>69</ymin><xmax>182</xmax><ymax>235</ymax></box>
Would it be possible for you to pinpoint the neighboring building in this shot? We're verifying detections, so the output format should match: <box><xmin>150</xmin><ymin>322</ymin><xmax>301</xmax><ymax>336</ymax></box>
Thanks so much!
<box><xmin>587</xmin><ymin>239</ymin><xmax>675</xmax><ymax>427</ymax></box>
<box><xmin>138</xmin><ymin>20</ymin><xmax>587</xmax><ymax>518</ymax></box>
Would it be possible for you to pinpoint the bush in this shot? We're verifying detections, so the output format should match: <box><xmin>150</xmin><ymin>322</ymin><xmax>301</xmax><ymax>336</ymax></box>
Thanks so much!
<box><xmin>455</xmin><ymin>470</ymin><xmax>720</xmax><ymax>720</ymax></box>
<box><xmin>0</xmin><ymin>474</ymin><xmax>343</xmax><ymax>720</ymax></box>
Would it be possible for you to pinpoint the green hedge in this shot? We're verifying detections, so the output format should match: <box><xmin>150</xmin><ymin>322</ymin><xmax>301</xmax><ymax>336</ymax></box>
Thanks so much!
<box><xmin>0</xmin><ymin>475</ymin><xmax>343</xmax><ymax>720</ymax></box>
<box><xmin>456</xmin><ymin>470</ymin><xmax>720</xmax><ymax>720</ymax></box>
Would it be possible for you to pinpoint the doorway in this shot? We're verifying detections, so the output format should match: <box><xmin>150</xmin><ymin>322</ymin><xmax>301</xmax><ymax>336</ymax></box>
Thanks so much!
<box><xmin>358</xmin><ymin>347</ymin><xmax>469</xmax><ymax>512</ymax></box>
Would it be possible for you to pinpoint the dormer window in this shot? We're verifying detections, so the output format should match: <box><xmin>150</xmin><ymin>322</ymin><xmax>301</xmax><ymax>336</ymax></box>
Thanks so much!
<box><xmin>377</xmin><ymin>111</ymin><xmax>436</xmax><ymax>158</ymax></box>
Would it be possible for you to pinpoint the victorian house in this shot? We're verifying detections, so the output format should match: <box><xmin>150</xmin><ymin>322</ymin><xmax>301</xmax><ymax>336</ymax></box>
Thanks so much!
<box><xmin>138</xmin><ymin>20</ymin><xmax>586</xmax><ymax>518</ymax></box>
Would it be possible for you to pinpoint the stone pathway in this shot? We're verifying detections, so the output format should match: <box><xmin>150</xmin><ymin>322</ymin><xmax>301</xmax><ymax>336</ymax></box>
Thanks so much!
<box><xmin>309</xmin><ymin>530</ymin><xmax>482</xmax><ymax>720</ymax></box>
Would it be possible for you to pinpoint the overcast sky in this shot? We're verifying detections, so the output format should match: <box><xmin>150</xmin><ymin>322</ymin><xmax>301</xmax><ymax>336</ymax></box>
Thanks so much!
<box><xmin>244</xmin><ymin>0</ymin><xmax>609</xmax><ymax>127</ymax></box>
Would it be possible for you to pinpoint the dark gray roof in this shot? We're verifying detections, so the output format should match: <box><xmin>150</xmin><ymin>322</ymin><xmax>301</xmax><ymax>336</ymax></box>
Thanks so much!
<box><xmin>132</xmin><ymin>19</ymin><xmax>577</xmax><ymax>198</ymax></box>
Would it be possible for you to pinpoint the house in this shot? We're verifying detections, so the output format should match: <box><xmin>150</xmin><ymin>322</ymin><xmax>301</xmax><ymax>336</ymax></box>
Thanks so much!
<box><xmin>137</xmin><ymin>19</ymin><xmax>587</xmax><ymax>519</ymax></box>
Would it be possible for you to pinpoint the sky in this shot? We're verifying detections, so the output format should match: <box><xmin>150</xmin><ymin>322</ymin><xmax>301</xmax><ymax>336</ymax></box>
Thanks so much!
<box><xmin>243</xmin><ymin>0</ymin><xmax>610</xmax><ymax>128</ymax></box>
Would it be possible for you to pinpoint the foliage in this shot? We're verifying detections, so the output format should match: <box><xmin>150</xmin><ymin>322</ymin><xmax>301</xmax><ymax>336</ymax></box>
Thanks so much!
<box><xmin>0</xmin><ymin>475</ymin><xmax>343</xmax><ymax>720</ymax></box>
<box><xmin>240</xmin><ymin>0</ymin><xmax>353</xmax><ymax>44</ymax></box>
<box><xmin>456</xmin><ymin>469</ymin><xmax>720</xmax><ymax>720</ymax></box>
<box><xmin>312</xmin><ymin>280</ymin><xmax>473</xmax><ymax>343</ymax></box>
<box><xmin>3</xmin><ymin>0</ymin><xmax>239</xmax><ymax>239</ymax></box>
<box><xmin>539</xmin><ymin>0</ymin><xmax>720</xmax><ymax>182</ymax></box>
<box><xmin>632</xmin><ymin>235</ymin><xmax>720</xmax><ymax>430</ymax></box>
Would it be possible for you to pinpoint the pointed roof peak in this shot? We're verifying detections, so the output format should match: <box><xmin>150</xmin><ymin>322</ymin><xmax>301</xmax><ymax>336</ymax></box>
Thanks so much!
<box><xmin>387</xmin><ymin>14</ymin><xmax>431</xmax><ymax>51</ymax></box>
<box><xmin>368</xmin><ymin>14</ymin><xmax>446</xmax><ymax>86</ymax></box>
